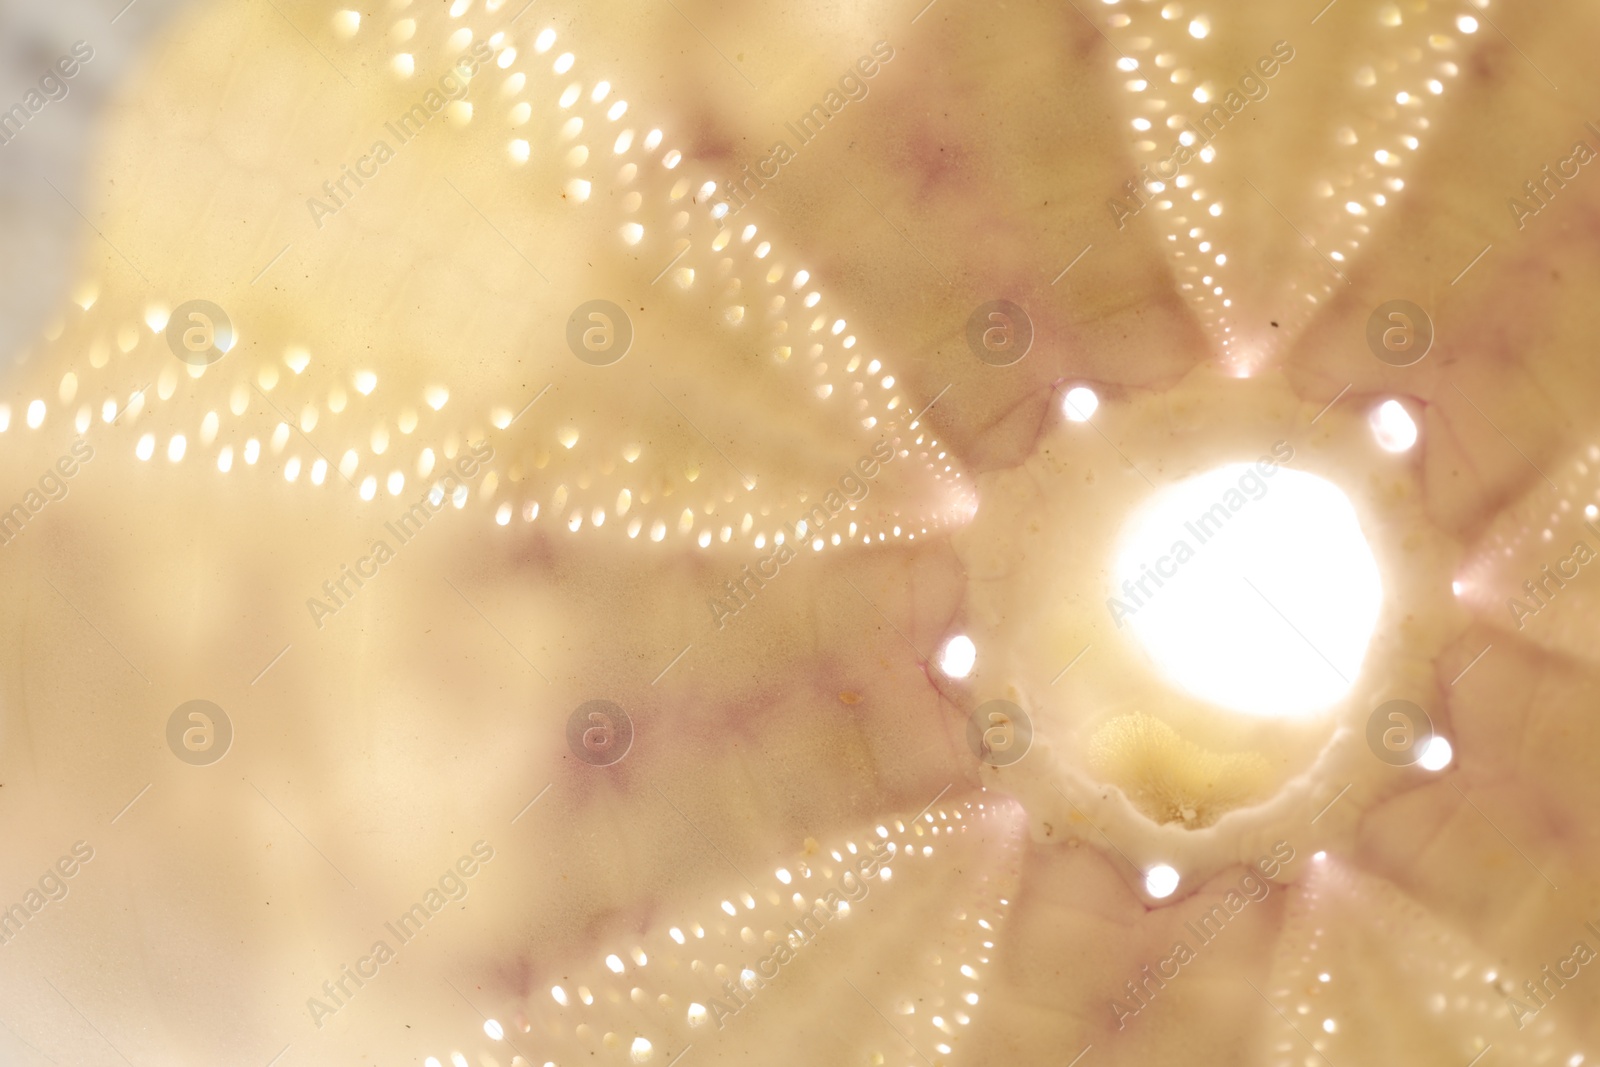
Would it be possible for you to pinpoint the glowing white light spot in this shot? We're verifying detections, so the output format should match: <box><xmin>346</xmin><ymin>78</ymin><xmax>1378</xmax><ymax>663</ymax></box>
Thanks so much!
<box><xmin>354</xmin><ymin>370</ymin><xmax>377</xmax><ymax>395</ymax></box>
<box><xmin>1188</xmin><ymin>16</ymin><xmax>1208</xmax><ymax>38</ymax></box>
<box><xmin>631</xmin><ymin>1038</ymin><xmax>653</xmax><ymax>1063</ymax></box>
<box><xmin>484</xmin><ymin>1019</ymin><xmax>504</xmax><ymax>1040</ymax></box>
<box><xmin>1457</xmin><ymin>14</ymin><xmax>1478</xmax><ymax>32</ymax></box>
<box><xmin>938</xmin><ymin>634</ymin><xmax>977</xmax><ymax>678</ymax></box>
<box><xmin>1370</xmin><ymin>399</ymin><xmax>1418</xmax><ymax>452</ymax></box>
<box><xmin>1145</xmin><ymin>864</ymin><xmax>1180</xmax><ymax>898</ymax></box>
<box><xmin>1419</xmin><ymin>735</ymin><xmax>1453</xmax><ymax>771</ymax></box>
<box><xmin>1112</xmin><ymin>465</ymin><xmax>1382</xmax><ymax>717</ymax></box>
<box><xmin>26</xmin><ymin>400</ymin><xmax>45</xmax><ymax>428</ymax></box>
<box><xmin>1063</xmin><ymin>386</ymin><xmax>1099</xmax><ymax>422</ymax></box>
<box><xmin>1313</xmin><ymin>850</ymin><xmax>1328</xmax><ymax>862</ymax></box>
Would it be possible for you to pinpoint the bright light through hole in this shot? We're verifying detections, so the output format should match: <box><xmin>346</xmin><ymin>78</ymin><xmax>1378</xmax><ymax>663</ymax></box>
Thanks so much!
<box><xmin>1370</xmin><ymin>399</ymin><xmax>1418</xmax><ymax>452</ymax></box>
<box><xmin>1063</xmin><ymin>386</ymin><xmax>1099</xmax><ymax>422</ymax></box>
<box><xmin>1145</xmin><ymin>864</ymin><xmax>1179</xmax><ymax>898</ymax></box>
<box><xmin>1112</xmin><ymin>464</ymin><xmax>1383</xmax><ymax>717</ymax></box>
<box><xmin>938</xmin><ymin>634</ymin><xmax>976</xmax><ymax>678</ymax></box>
<box><xmin>1419</xmin><ymin>735</ymin><xmax>1452</xmax><ymax>771</ymax></box>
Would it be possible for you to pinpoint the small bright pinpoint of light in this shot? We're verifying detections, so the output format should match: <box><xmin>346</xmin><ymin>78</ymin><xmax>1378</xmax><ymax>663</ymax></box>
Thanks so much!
<box><xmin>1419</xmin><ymin>735</ymin><xmax>1453</xmax><ymax>771</ymax></box>
<box><xmin>1064</xmin><ymin>386</ymin><xmax>1099</xmax><ymax>422</ymax></box>
<box><xmin>1313</xmin><ymin>850</ymin><xmax>1328</xmax><ymax>862</ymax></box>
<box><xmin>1370</xmin><ymin>399</ymin><xmax>1418</xmax><ymax>452</ymax></box>
<box><xmin>1456</xmin><ymin>14</ymin><xmax>1478</xmax><ymax>32</ymax></box>
<box><xmin>938</xmin><ymin>634</ymin><xmax>977</xmax><ymax>678</ymax></box>
<box><xmin>484</xmin><ymin>1019</ymin><xmax>504</xmax><ymax>1040</ymax></box>
<box><xmin>1144</xmin><ymin>864</ymin><xmax>1180</xmax><ymax>898</ymax></box>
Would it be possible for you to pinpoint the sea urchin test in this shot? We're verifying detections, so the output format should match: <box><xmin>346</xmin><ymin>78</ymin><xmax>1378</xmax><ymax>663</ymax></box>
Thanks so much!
<box><xmin>1109</xmin><ymin>452</ymin><xmax>1383</xmax><ymax>718</ymax></box>
<box><xmin>3</xmin><ymin>0</ymin><xmax>1595</xmax><ymax>1064</ymax></box>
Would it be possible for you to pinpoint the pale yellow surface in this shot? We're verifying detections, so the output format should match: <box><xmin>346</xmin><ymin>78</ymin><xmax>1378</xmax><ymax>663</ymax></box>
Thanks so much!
<box><xmin>0</xmin><ymin>1</ymin><xmax>1598</xmax><ymax>1065</ymax></box>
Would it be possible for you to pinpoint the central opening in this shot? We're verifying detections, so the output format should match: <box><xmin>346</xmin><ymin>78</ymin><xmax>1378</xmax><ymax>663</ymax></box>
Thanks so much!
<box><xmin>1110</xmin><ymin>461</ymin><xmax>1383</xmax><ymax>718</ymax></box>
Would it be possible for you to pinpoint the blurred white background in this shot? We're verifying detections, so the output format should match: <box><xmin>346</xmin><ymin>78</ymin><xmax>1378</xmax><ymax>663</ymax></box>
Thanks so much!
<box><xmin>0</xmin><ymin>0</ymin><xmax>188</xmax><ymax>361</ymax></box>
